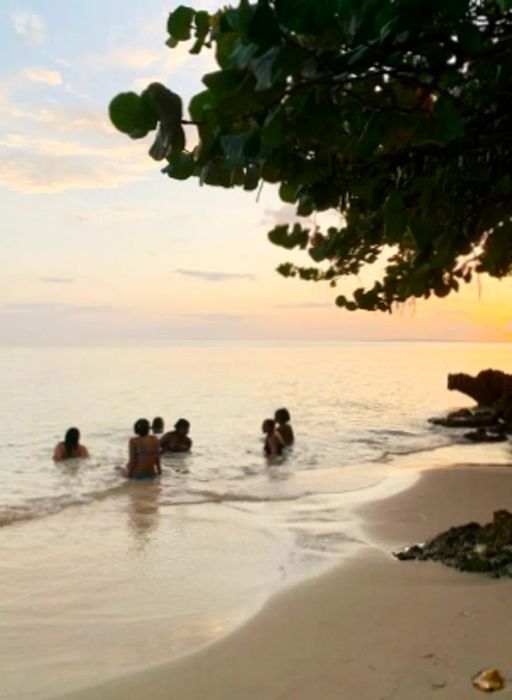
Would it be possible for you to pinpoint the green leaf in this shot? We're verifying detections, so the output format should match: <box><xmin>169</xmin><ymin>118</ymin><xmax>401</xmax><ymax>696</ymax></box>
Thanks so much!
<box><xmin>203</xmin><ymin>69</ymin><xmax>245</xmax><ymax>95</ymax></box>
<box><xmin>109</xmin><ymin>92</ymin><xmax>157</xmax><ymax>138</ymax></box>
<box><xmin>268</xmin><ymin>224</ymin><xmax>289</xmax><ymax>246</ymax></box>
<box><xmin>431</xmin><ymin>96</ymin><xmax>464</xmax><ymax>143</ymax></box>
<box><xmin>243</xmin><ymin>164</ymin><xmax>260</xmax><ymax>190</ymax></box>
<box><xmin>167</xmin><ymin>6</ymin><xmax>195</xmax><ymax>41</ymax></box>
<box><xmin>221</xmin><ymin>131</ymin><xmax>259</xmax><ymax>165</ymax></box>
<box><xmin>357</xmin><ymin>114</ymin><xmax>384</xmax><ymax>158</ymax></box>
<box><xmin>163</xmin><ymin>152</ymin><xmax>196</xmax><ymax>180</ymax></box>
<box><xmin>190</xmin><ymin>10</ymin><xmax>210</xmax><ymax>54</ymax></box>
<box><xmin>248</xmin><ymin>1</ymin><xmax>281</xmax><ymax>47</ymax></box>
<box><xmin>275</xmin><ymin>0</ymin><xmax>339</xmax><ymax>34</ymax></box>
<box><xmin>189</xmin><ymin>90</ymin><xmax>215</xmax><ymax>121</ymax></box>
<box><xmin>279</xmin><ymin>182</ymin><xmax>299</xmax><ymax>203</ymax></box>
<box><xmin>143</xmin><ymin>83</ymin><xmax>183</xmax><ymax>126</ymax></box>
<box><xmin>457</xmin><ymin>24</ymin><xmax>483</xmax><ymax>53</ymax></box>
<box><xmin>201</xmin><ymin>160</ymin><xmax>233</xmax><ymax>187</ymax></box>
<box><xmin>261</xmin><ymin>107</ymin><xmax>287</xmax><ymax>147</ymax></box>
<box><xmin>250</xmin><ymin>47</ymin><xmax>281</xmax><ymax>91</ymax></box>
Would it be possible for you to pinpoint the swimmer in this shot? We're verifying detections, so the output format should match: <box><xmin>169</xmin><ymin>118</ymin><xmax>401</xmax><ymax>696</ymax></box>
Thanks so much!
<box><xmin>262</xmin><ymin>418</ymin><xmax>283</xmax><ymax>458</ymax></box>
<box><xmin>151</xmin><ymin>416</ymin><xmax>165</xmax><ymax>435</ymax></box>
<box><xmin>126</xmin><ymin>418</ymin><xmax>161</xmax><ymax>478</ymax></box>
<box><xmin>160</xmin><ymin>418</ymin><xmax>192</xmax><ymax>453</ymax></box>
<box><xmin>53</xmin><ymin>427</ymin><xmax>89</xmax><ymax>461</ymax></box>
<box><xmin>275</xmin><ymin>407</ymin><xmax>294</xmax><ymax>446</ymax></box>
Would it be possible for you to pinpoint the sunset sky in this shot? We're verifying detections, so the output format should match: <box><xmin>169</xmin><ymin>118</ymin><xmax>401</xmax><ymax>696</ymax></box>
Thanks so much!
<box><xmin>1</xmin><ymin>0</ymin><xmax>511</xmax><ymax>345</ymax></box>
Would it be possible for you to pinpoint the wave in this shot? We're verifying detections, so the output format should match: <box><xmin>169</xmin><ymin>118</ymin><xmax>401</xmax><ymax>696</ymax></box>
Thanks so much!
<box><xmin>0</xmin><ymin>482</ymin><xmax>127</xmax><ymax>528</ymax></box>
<box><xmin>171</xmin><ymin>488</ymin><xmax>308</xmax><ymax>505</ymax></box>
<box><xmin>375</xmin><ymin>438</ymin><xmax>457</xmax><ymax>463</ymax></box>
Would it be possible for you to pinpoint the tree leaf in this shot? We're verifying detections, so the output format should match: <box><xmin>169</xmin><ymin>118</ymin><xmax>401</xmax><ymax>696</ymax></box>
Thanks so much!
<box><xmin>163</xmin><ymin>152</ymin><xmax>196</xmax><ymax>179</ymax></box>
<box><xmin>109</xmin><ymin>92</ymin><xmax>158</xmax><ymax>138</ymax></box>
<box><xmin>167</xmin><ymin>6</ymin><xmax>195</xmax><ymax>41</ymax></box>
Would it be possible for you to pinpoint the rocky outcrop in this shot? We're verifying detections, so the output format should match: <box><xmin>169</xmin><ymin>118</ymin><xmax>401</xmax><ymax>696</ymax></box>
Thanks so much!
<box><xmin>463</xmin><ymin>428</ymin><xmax>507</xmax><ymax>443</ymax></box>
<box><xmin>429</xmin><ymin>408</ymin><xmax>501</xmax><ymax>429</ymax></box>
<box><xmin>394</xmin><ymin>510</ymin><xmax>512</xmax><ymax>577</ymax></box>
<box><xmin>448</xmin><ymin>369</ymin><xmax>512</xmax><ymax>414</ymax></box>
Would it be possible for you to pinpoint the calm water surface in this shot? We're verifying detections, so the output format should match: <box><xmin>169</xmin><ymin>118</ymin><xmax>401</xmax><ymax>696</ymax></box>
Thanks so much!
<box><xmin>1</xmin><ymin>342</ymin><xmax>511</xmax><ymax>699</ymax></box>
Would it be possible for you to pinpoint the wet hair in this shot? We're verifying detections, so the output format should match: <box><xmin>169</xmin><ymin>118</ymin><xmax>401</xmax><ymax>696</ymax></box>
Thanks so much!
<box><xmin>64</xmin><ymin>427</ymin><xmax>80</xmax><ymax>458</ymax></box>
<box><xmin>274</xmin><ymin>408</ymin><xmax>291</xmax><ymax>424</ymax></box>
<box><xmin>134</xmin><ymin>418</ymin><xmax>150</xmax><ymax>437</ymax></box>
<box><xmin>152</xmin><ymin>416</ymin><xmax>164</xmax><ymax>433</ymax></box>
<box><xmin>262</xmin><ymin>419</ymin><xmax>275</xmax><ymax>434</ymax></box>
<box><xmin>174</xmin><ymin>418</ymin><xmax>190</xmax><ymax>434</ymax></box>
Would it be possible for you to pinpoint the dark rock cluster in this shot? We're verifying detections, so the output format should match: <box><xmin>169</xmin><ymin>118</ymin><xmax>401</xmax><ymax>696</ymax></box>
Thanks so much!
<box><xmin>448</xmin><ymin>369</ymin><xmax>512</xmax><ymax>413</ymax></box>
<box><xmin>394</xmin><ymin>510</ymin><xmax>512</xmax><ymax>578</ymax></box>
<box><xmin>428</xmin><ymin>369</ymin><xmax>512</xmax><ymax>439</ymax></box>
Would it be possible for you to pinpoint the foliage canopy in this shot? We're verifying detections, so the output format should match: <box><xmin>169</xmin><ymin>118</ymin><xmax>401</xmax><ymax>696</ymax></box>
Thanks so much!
<box><xmin>110</xmin><ymin>0</ymin><xmax>512</xmax><ymax>311</ymax></box>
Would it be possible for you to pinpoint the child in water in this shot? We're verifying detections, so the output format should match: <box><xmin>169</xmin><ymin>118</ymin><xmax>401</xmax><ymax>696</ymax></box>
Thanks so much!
<box><xmin>151</xmin><ymin>416</ymin><xmax>165</xmax><ymax>435</ymax></box>
<box><xmin>262</xmin><ymin>419</ymin><xmax>283</xmax><ymax>458</ymax></box>
<box><xmin>274</xmin><ymin>407</ymin><xmax>294</xmax><ymax>446</ymax></box>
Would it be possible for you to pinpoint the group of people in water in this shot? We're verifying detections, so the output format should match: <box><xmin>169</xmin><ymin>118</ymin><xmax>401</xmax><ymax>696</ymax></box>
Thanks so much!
<box><xmin>53</xmin><ymin>408</ymin><xmax>294</xmax><ymax>478</ymax></box>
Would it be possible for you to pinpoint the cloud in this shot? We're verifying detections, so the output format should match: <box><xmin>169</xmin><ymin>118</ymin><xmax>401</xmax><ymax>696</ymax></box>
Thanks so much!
<box><xmin>11</xmin><ymin>11</ymin><xmax>45</xmax><ymax>43</ymax></box>
<box><xmin>174</xmin><ymin>269</ymin><xmax>256</xmax><ymax>282</ymax></box>
<box><xmin>262</xmin><ymin>206</ymin><xmax>300</xmax><ymax>227</ymax></box>
<box><xmin>0</xmin><ymin>131</ymin><xmax>154</xmax><ymax>193</ymax></box>
<box><xmin>0</xmin><ymin>133</ymin><xmax>144</xmax><ymax>160</ymax></box>
<box><xmin>2</xmin><ymin>302</ymin><xmax>115</xmax><ymax>314</ymax></box>
<box><xmin>0</xmin><ymin>153</ymin><xmax>152</xmax><ymax>193</ymax></box>
<box><xmin>175</xmin><ymin>312</ymin><xmax>246</xmax><ymax>322</ymax></box>
<box><xmin>103</xmin><ymin>48</ymin><xmax>160</xmax><ymax>70</ymax></box>
<box><xmin>275</xmin><ymin>302</ymin><xmax>334</xmax><ymax>309</ymax></box>
<box><xmin>23</xmin><ymin>67</ymin><xmax>63</xmax><ymax>86</ymax></box>
<box><xmin>39</xmin><ymin>277</ymin><xmax>75</xmax><ymax>284</ymax></box>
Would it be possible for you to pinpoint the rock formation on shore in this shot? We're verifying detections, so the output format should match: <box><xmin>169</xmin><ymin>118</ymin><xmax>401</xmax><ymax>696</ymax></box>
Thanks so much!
<box><xmin>394</xmin><ymin>510</ymin><xmax>512</xmax><ymax>578</ymax></box>
<box><xmin>448</xmin><ymin>369</ymin><xmax>512</xmax><ymax>415</ymax></box>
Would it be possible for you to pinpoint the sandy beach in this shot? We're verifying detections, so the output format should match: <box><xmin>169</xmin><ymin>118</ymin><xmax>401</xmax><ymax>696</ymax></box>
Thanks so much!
<box><xmin>55</xmin><ymin>464</ymin><xmax>512</xmax><ymax>700</ymax></box>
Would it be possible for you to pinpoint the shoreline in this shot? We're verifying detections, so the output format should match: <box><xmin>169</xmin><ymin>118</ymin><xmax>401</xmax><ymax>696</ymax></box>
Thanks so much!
<box><xmin>55</xmin><ymin>462</ymin><xmax>512</xmax><ymax>700</ymax></box>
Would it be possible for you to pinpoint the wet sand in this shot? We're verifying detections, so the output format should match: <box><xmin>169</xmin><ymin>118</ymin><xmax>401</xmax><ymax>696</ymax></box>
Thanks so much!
<box><xmin>56</xmin><ymin>465</ymin><xmax>512</xmax><ymax>700</ymax></box>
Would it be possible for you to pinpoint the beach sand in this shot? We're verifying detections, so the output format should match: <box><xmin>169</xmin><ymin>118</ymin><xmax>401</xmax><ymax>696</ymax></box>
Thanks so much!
<box><xmin>57</xmin><ymin>465</ymin><xmax>512</xmax><ymax>700</ymax></box>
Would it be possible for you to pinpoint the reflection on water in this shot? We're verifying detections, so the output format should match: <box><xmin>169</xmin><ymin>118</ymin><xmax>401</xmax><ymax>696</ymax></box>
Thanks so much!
<box><xmin>126</xmin><ymin>481</ymin><xmax>161</xmax><ymax>547</ymax></box>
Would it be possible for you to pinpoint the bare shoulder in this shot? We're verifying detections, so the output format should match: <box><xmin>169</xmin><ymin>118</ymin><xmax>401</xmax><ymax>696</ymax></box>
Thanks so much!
<box><xmin>53</xmin><ymin>442</ymin><xmax>65</xmax><ymax>461</ymax></box>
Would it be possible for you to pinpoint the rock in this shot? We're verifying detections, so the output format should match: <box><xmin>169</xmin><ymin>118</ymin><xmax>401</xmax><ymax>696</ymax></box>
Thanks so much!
<box><xmin>429</xmin><ymin>411</ymin><xmax>501</xmax><ymax>429</ymax></box>
<box><xmin>463</xmin><ymin>428</ymin><xmax>507</xmax><ymax>443</ymax></box>
<box><xmin>393</xmin><ymin>511</ymin><xmax>512</xmax><ymax>578</ymax></box>
<box><xmin>394</xmin><ymin>545</ymin><xmax>423</xmax><ymax>560</ymax></box>
<box><xmin>448</xmin><ymin>369</ymin><xmax>512</xmax><ymax>416</ymax></box>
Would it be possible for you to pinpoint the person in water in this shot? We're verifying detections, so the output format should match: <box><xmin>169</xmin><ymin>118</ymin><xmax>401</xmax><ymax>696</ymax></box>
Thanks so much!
<box><xmin>53</xmin><ymin>427</ymin><xmax>89</xmax><ymax>461</ymax></box>
<box><xmin>126</xmin><ymin>418</ymin><xmax>161</xmax><ymax>478</ymax></box>
<box><xmin>160</xmin><ymin>418</ymin><xmax>192</xmax><ymax>453</ymax></box>
<box><xmin>262</xmin><ymin>418</ymin><xmax>283</xmax><ymax>458</ymax></box>
<box><xmin>151</xmin><ymin>416</ymin><xmax>165</xmax><ymax>435</ymax></box>
<box><xmin>274</xmin><ymin>407</ymin><xmax>294</xmax><ymax>446</ymax></box>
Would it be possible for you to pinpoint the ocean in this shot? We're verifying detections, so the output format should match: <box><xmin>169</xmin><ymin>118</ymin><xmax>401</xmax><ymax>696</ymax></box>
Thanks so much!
<box><xmin>1</xmin><ymin>341</ymin><xmax>511</xmax><ymax>699</ymax></box>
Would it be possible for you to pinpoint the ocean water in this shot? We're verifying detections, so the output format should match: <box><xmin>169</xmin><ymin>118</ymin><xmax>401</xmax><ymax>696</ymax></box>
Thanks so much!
<box><xmin>1</xmin><ymin>341</ymin><xmax>511</xmax><ymax>699</ymax></box>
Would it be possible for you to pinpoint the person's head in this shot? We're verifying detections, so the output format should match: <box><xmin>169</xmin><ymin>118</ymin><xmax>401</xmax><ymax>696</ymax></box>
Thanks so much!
<box><xmin>152</xmin><ymin>416</ymin><xmax>164</xmax><ymax>434</ymax></box>
<box><xmin>274</xmin><ymin>408</ymin><xmax>291</xmax><ymax>425</ymax></box>
<box><xmin>262</xmin><ymin>418</ymin><xmax>275</xmax><ymax>435</ymax></box>
<box><xmin>64</xmin><ymin>427</ymin><xmax>80</xmax><ymax>457</ymax></box>
<box><xmin>134</xmin><ymin>418</ymin><xmax>150</xmax><ymax>437</ymax></box>
<box><xmin>174</xmin><ymin>418</ymin><xmax>190</xmax><ymax>435</ymax></box>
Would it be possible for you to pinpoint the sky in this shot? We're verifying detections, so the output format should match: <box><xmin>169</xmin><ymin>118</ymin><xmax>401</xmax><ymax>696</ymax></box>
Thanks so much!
<box><xmin>0</xmin><ymin>1</ymin><xmax>511</xmax><ymax>345</ymax></box>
